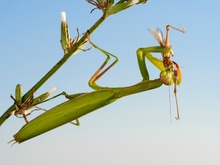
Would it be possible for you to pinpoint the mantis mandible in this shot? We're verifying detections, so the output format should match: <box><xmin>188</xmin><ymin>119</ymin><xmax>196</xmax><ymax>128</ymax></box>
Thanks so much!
<box><xmin>12</xmin><ymin>24</ymin><xmax>185</xmax><ymax>144</ymax></box>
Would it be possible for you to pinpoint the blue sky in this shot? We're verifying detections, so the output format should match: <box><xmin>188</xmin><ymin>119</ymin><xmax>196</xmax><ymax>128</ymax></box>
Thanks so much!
<box><xmin>0</xmin><ymin>0</ymin><xmax>220</xmax><ymax>165</ymax></box>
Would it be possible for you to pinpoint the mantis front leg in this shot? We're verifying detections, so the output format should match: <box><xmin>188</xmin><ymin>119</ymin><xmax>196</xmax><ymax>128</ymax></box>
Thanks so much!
<box><xmin>136</xmin><ymin>46</ymin><xmax>168</xmax><ymax>80</ymax></box>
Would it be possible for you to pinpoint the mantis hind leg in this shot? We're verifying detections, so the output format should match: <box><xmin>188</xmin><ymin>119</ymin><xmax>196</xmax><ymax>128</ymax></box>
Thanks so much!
<box><xmin>87</xmin><ymin>33</ymin><xmax>119</xmax><ymax>90</ymax></box>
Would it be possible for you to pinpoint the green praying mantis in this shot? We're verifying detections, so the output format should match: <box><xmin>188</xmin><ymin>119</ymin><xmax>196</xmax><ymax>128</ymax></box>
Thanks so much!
<box><xmin>10</xmin><ymin>12</ymin><xmax>185</xmax><ymax>143</ymax></box>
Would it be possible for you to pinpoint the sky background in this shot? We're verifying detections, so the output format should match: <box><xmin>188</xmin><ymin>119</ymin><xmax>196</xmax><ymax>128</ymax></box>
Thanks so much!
<box><xmin>0</xmin><ymin>0</ymin><xmax>220</xmax><ymax>164</ymax></box>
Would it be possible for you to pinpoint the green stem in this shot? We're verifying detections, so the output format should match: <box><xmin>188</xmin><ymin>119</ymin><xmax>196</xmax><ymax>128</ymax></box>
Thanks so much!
<box><xmin>0</xmin><ymin>14</ymin><xmax>107</xmax><ymax>126</ymax></box>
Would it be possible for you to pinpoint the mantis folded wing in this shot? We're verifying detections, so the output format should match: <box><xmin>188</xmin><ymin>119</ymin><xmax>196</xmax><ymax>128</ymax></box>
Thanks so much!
<box><xmin>12</xmin><ymin>25</ymin><xmax>184</xmax><ymax>144</ymax></box>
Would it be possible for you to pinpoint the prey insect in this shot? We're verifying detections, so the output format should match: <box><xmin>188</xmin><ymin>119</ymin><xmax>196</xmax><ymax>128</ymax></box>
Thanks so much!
<box><xmin>147</xmin><ymin>25</ymin><xmax>185</xmax><ymax>120</ymax></box>
<box><xmin>12</xmin><ymin>24</ymin><xmax>185</xmax><ymax>143</ymax></box>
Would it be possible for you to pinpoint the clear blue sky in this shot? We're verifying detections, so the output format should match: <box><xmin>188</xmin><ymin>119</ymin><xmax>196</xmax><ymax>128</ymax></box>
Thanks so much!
<box><xmin>1</xmin><ymin>0</ymin><xmax>220</xmax><ymax>165</ymax></box>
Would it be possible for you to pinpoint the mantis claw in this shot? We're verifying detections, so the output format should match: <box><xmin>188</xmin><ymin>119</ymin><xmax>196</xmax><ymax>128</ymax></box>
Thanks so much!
<box><xmin>175</xmin><ymin>117</ymin><xmax>180</xmax><ymax>120</ymax></box>
<box><xmin>8</xmin><ymin>139</ymin><xmax>18</xmax><ymax>146</ymax></box>
<box><xmin>70</xmin><ymin>118</ymin><xmax>80</xmax><ymax>126</ymax></box>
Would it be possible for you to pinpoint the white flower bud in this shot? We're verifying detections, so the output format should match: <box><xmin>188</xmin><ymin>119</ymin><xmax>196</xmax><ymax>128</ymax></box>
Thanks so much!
<box><xmin>131</xmin><ymin>0</ymin><xmax>140</xmax><ymax>5</ymax></box>
<box><xmin>61</xmin><ymin>12</ymin><xmax>66</xmax><ymax>22</ymax></box>
<box><xmin>48</xmin><ymin>87</ymin><xmax>57</xmax><ymax>95</ymax></box>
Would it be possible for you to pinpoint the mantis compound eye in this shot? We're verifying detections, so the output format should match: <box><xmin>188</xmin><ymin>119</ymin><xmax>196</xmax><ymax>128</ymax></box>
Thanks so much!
<box><xmin>160</xmin><ymin>70</ymin><xmax>174</xmax><ymax>86</ymax></box>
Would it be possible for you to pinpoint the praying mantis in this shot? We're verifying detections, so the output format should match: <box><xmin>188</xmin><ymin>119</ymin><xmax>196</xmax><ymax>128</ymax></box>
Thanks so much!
<box><xmin>11</xmin><ymin>22</ymin><xmax>185</xmax><ymax>143</ymax></box>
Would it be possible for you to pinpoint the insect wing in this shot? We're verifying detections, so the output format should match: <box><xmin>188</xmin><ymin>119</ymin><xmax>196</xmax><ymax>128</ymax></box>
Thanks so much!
<box><xmin>148</xmin><ymin>28</ymin><xmax>164</xmax><ymax>46</ymax></box>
